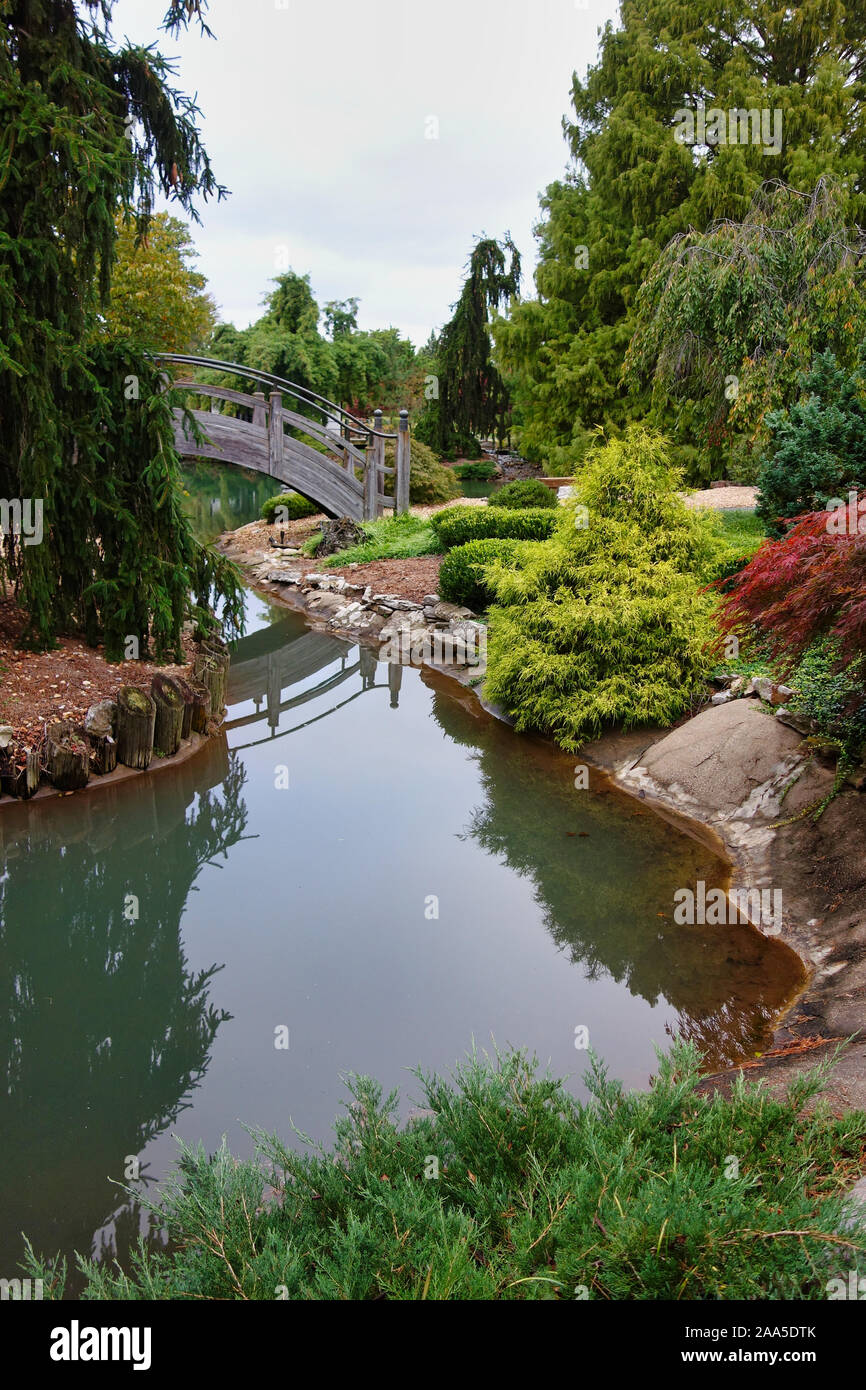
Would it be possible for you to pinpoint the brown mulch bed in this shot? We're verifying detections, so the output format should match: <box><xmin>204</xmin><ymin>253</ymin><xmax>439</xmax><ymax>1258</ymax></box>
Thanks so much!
<box><xmin>300</xmin><ymin>555</ymin><xmax>443</xmax><ymax>604</ymax></box>
<box><xmin>0</xmin><ymin>595</ymin><xmax>195</xmax><ymax>746</ymax></box>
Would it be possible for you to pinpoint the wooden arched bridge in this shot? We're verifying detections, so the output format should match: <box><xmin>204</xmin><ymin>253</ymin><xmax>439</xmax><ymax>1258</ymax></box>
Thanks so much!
<box><xmin>158</xmin><ymin>354</ymin><xmax>411</xmax><ymax>522</ymax></box>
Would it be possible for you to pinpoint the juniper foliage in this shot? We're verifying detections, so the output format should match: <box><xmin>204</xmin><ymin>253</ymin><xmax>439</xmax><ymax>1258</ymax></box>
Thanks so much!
<box><xmin>24</xmin><ymin>1042</ymin><xmax>866</xmax><ymax>1301</ymax></box>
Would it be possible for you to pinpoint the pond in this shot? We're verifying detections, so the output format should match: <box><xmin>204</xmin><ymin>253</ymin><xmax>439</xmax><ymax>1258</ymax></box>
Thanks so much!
<box><xmin>0</xmin><ymin>506</ymin><xmax>804</xmax><ymax>1287</ymax></box>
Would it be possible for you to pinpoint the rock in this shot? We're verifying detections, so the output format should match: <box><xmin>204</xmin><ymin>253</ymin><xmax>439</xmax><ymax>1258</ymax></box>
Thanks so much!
<box><xmin>432</xmin><ymin>600</ymin><xmax>474</xmax><ymax>622</ymax></box>
<box><xmin>710</xmin><ymin>690</ymin><xmax>733</xmax><ymax>705</ymax></box>
<box><xmin>628</xmin><ymin>699</ymin><xmax>809</xmax><ymax>820</ymax></box>
<box><xmin>844</xmin><ymin>766</ymin><xmax>866</xmax><ymax>791</ymax></box>
<box><xmin>0</xmin><ymin>725</ymin><xmax>14</xmax><ymax>749</ymax></box>
<box><xmin>772</xmin><ymin>683</ymin><xmax>796</xmax><ymax>705</ymax></box>
<box><xmin>710</xmin><ymin>479</ymin><xmax>732</xmax><ymax>488</ymax></box>
<box><xmin>729</xmin><ymin>676</ymin><xmax>744</xmax><ymax>695</ymax></box>
<box><xmin>422</xmin><ymin>594</ymin><xmax>440</xmax><ymax>606</ymax></box>
<box><xmin>775</xmin><ymin>708</ymin><xmax>813</xmax><ymax>736</ymax></box>
<box><xmin>754</xmin><ymin>676</ymin><xmax>775</xmax><ymax>703</ymax></box>
<box><xmin>266</xmin><ymin>571</ymin><xmax>301</xmax><ymax>585</ymax></box>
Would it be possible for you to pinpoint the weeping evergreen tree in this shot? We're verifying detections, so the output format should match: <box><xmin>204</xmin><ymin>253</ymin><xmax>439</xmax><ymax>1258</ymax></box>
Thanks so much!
<box><xmin>417</xmin><ymin>236</ymin><xmax>520</xmax><ymax>459</ymax></box>
<box><xmin>0</xmin><ymin>0</ymin><xmax>243</xmax><ymax>657</ymax></box>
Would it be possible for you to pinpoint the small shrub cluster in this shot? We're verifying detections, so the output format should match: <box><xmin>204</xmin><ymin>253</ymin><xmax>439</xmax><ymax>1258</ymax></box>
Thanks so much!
<box><xmin>453</xmin><ymin>460</ymin><xmax>498</xmax><ymax>482</ymax></box>
<box><xmin>438</xmin><ymin>538</ymin><xmax>527</xmax><ymax>611</ymax></box>
<box><xmin>756</xmin><ymin>352</ymin><xmax>866</xmax><ymax>535</ymax></box>
<box><xmin>26</xmin><ymin>1043</ymin><xmax>866</xmax><ymax>1301</ymax></box>
<box><xmin>431</xmin><ymin>505</ymin><xmax>558</xmax><ymax>549</ymax></box>
<box><xmin>261</xmin><ymin>491</ymin><xmax>320</xmax><ymax>523</ymax></box>
<box><xmin>789</xmin><ymin>640</ymin><xmax>866</xmax><ymax>759</ymax></box>
<box><xmin>489</xmin><ymin>478</ymin><xmax>558</xmax><ymax>510</ymax></box>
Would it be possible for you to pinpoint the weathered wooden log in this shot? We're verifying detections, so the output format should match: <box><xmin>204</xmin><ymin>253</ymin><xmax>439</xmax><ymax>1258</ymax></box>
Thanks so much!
<box><xmin>190</xmin><ymin>681</ymin><xmax>211</xmax><ymax>734</ymax></box>
<box><xmin>193</xmin><ymin>645</ymin><xmax>229</xmax><ymax>723</ymax></box>
<box><xmin>151</xmin><ymin>674</ymin><xmax>185</xmax><ymax>756</ymax></box>
<box><xmin>0</xmin><ymin>742</ymin><xmax>40</xmax><ymax>799</ymax></box>
<box><xmin>116</xmin><ymin>685</ymin><xmax>155</xmax><ymax>769</ymax></box>
<box><xmin>45</xmin><ymin>720</ymin><xmax>90</xmax><ymax>791</ymax></box>
<box><xmin>84</xmin><ymin>699</ymin><xmax>118</xmax><ymax>775</ymax></box>
<box><xmin>171</xmin><ymin>675</ymin><xmax>196</xmax><ymax>740</ymax></box>
<box><xmin>193</xmin><ymin>656</ymin><xmax>223</xmax><ymax>724</ymax></box>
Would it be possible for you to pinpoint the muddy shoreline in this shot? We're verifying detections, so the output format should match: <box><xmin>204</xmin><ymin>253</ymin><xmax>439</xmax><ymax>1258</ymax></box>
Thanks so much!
<box><xmin>233</xmin><ymin>538</ymin><xmax>866</xmax><ymax>1110</ymax></box>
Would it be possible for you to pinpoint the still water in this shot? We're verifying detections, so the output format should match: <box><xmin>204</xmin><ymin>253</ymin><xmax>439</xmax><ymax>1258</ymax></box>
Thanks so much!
<box><xmin>0</xmin><ymin>491</ymin><xmax>804</xmax><ymax>1283</ymax></box>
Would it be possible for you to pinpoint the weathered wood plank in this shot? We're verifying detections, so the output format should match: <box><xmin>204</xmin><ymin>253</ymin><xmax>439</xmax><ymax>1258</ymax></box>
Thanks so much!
<box><xmin>268</xmin><ymin>392</ymin><xmax>284</xmax><ymax>475</ymax></box>
<box><xmin>175</xmin><ymin>381</ymin><xmax>266</xmax><ymax>414</ymax></box>
<box><xmin>395</xmin><ymin>410</ymin><xmax>410</xmax><ymax>514</ymax></box>
<box><xmin>172</xmin><ymin>412</ymin><xmax>270</xmax><ymax>471</ymax></box>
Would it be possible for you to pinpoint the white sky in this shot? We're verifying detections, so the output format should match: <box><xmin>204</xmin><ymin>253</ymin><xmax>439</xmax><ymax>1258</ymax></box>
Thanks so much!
<box><xmin>111</xmin><ymin>0</ymin><xmax>619</xmax><ymax>345</ymax></box>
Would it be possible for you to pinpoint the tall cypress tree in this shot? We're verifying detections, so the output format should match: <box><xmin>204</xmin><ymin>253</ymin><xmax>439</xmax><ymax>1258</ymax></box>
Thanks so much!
<box><xmin>0</xmin><ymin>0</ymin><xmax>242</xmax><ymax>656</ymax></box>
<box><xmin>419</xmin><ymin>236</ymin><xmax>521</xmax><ymax>459</ymax></box>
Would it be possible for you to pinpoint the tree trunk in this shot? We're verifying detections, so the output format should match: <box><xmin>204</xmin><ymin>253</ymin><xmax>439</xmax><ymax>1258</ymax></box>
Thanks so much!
<box><xmin>0</xmin><ymin>742</ymin><xmax>40</xmax><ymax>799</ymax></box>
<box><xmin>116</xmin><ymin>685</ymin><xmax>156</xmax><ymax>769</ymax></box>
<box><xmin>84</xmin><ymin>699</ymin><xmax>118</xmax><ymax>775</ymax></box>
<box><xmin>151</xmin><ymin>674</ymin><xmax>185</xmax><ymax>756</ymax></box>
<box><xmin>190</xmin><ymin>681</ymin><xmax>211</xmax><ymax>734</ymax></box>
<box><xmin>45</xmin><ymin>720</ymin><xmax>90</xmax><ymax>791</ymax></box>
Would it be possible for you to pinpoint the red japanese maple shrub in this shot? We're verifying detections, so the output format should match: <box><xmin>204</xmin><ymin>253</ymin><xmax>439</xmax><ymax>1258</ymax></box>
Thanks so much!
<box><xmin>718</xmin><ymin>510</ymin><xmax>866</xmax><ymax>676</ymax></box>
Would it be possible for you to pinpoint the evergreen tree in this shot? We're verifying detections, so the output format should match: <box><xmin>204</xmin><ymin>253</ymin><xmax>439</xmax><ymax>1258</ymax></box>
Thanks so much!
<box><xmin>494</xmin><ymin>0</ymin><xmax>866</xmax><ymax>472</ymax></box>
<box><xmin>418</xmin><ymin>236</ymin><xmax>521</xmax><ymax>459</ymax></box>
<box><xmin>0</xmin><ymin>0</ymin><xmax>241</xmax><ymax>655</ymax></box>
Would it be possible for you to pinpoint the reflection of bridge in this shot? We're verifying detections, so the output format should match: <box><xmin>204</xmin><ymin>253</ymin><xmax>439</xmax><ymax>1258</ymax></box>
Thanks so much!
<box><xmin>158</xmin><ymin>354</ymin><xmax>411</xmax><ymax>522</ymax></box>
<box><xmin>226</xmin><ymin>627</ymin><xmax>402</xmax><ymax>749</ymax></box>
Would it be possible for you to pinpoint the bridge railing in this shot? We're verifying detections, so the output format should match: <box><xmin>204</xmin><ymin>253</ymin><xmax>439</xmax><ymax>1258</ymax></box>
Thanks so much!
<box><xmin>156</xmin><ymin>354</ymin><xmax>410</xmax><ymax>520</ymax></box>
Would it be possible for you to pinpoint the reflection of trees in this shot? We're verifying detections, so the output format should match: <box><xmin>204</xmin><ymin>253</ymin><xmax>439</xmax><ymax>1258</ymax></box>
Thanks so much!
<box><xmin>422</xmin><ymin>669</ymin><xmax>803</xmax><ymax>1070</ymax></box>
<box><xmin>180</xmin><ymin>461</ymin><xmax>279</xmax><ymax>544</ymax></box>
<box><xmin>0</xmin><ymin>738</ymin><xmax>248</xmax><ymax>1277</ymax></box>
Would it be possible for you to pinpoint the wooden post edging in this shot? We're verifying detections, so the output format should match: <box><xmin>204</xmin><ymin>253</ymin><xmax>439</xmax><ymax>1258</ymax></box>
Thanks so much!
<box><xmin>268</xmin><ymin>391</ymin><xmax>283</xmax><ymax>477</ymax></box>
<box><xmin>364</xmin><ymin>409</ymin><xmax>383</xmax><ymax>520</ymax></box>
<box><xmin>395</xmin><ymin>408</ymin><xmax>410</xmax><ymax>514</ymax></box>
<box><xmin>252</xmin><ymin>391</ymin><xmax>267</xmax><ymax>430</ymax></box>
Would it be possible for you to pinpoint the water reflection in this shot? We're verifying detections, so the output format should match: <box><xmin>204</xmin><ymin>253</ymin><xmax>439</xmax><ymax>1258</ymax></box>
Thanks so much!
<box><xmin>0</xmin><ymin>604</ymin><xmax>804</xmax><ymax>1285</ymax></box>
<box><xmin>0</xmin><ymin>739</ymin><xmax>248</xmax><ymax>1271</ymax></box>
<box><xmin>180</xmin><ymin>462</ymin><xmax>281</xmax><ymax>545</ymax></box>
<box><xmin>422</xmin><ymin>669</ymin><xmax>804</xmax><ymax>1069</ymax></box>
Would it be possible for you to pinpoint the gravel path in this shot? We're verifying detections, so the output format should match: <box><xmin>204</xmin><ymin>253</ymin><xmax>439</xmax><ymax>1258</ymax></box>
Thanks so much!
<box><xmin>682</xmin><ymin>486</ymin><xmax>757</xmax><ymax>510</ymax></box>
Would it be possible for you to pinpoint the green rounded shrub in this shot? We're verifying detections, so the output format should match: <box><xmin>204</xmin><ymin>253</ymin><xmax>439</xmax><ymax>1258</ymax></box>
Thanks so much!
<box><xmin>483</xmin><ymin>428</ymin><xmax>722</xmax><ymax>750</ymax></box>
<box><xmin>261</xmin><ymin>491</ymin><xmax>320</xmax><ymax>523</ymax></box>
<box><xmin>453</xmin><ymin>460</ymin><xmax>498</xmax><ymax>482</ymax></box>
<box><xmin>384</xmin><ymin>437</ymin><xmax>459</xmax><ymax>506</ymax></box>
<box><xmin>430</xmin><ymin>505</ymin><xmax>558</xmax><ymax>549</ymax></box>
<box><xmin>438</xmin><ymin>538</ymin><xmax>527</xmax><ymax>611</ymax></box>
<box><xmin>489</xmin><ymin>478</ymin><xmax>558</xmax><ymax>510</ymax></box>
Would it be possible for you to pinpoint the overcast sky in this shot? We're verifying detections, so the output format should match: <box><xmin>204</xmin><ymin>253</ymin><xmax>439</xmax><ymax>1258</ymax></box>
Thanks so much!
<box><xmin>112</xmin><ymin>0</ymin><xmax>619</xmax><ymax>345</ymax></box>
